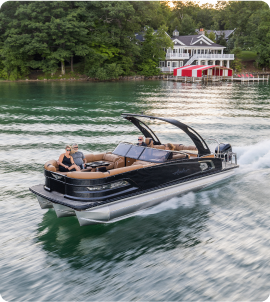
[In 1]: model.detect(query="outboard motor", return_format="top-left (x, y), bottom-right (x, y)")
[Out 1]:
top-left (215, 143), bottom-right (232, 162)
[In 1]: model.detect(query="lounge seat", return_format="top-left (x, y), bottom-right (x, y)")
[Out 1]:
top-left (84, 153), bottom-right (125, 170)
top-left (44, 160), bottom-right (60, 172)
top-left (44, 153), bottom-right (125, 174)
top-left (152, 144), bottom-right (166, 150)
top-left (67, 165), bottom-right (145, 179)
top-left (172, 153), bottom-right (190, 160)
top-left (131, 160), bottom-right (157, 166)
top-left (44, 160), bottom-right (75, 175)
top-left (173, 144), bottom-right (197, 152)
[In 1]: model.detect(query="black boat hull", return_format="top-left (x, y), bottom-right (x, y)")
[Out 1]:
top-left (30, 164), bottom-right (237, 225)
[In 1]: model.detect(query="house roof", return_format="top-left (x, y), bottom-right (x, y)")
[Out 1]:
top-left (135, 33), bottom-right (144, 42)
top-left (195, 29), bottom-right (235, 40)
top-left (171, 34), bottom-right (225, 48)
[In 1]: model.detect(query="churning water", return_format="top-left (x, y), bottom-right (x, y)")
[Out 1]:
top-left (1, 80), bottom-right (270, 301)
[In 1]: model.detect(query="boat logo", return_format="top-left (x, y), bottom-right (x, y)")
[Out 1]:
top-left (173, 168), bottom-right (189, 176)
top-left (200, 163), bottom-right (208, 171)
top-left (52, 174), bottom-right (63, 180)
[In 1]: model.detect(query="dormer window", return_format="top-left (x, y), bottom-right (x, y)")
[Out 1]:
top-left (173, 29), bottom-right (179, 36)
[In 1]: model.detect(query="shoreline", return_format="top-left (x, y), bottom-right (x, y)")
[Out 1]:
top-left (0, 74), bottom-right (167, 83)
top-left (1, 72), bottom-right (269, 83)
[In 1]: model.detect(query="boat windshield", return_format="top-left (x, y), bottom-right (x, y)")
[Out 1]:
top-left (112, 143), bottom-right (171, 163)
top-left (112, 143), bottom-right (132, 156)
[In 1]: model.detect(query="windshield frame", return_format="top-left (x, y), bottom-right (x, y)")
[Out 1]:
top-left (112, 143), bottom-right (172, 163)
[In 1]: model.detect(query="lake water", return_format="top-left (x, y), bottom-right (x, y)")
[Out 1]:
top-left (1, 80), bottom-right (270, 301)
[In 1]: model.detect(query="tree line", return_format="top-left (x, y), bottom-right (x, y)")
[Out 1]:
top-left (0, 1), bottom-right (269, 80)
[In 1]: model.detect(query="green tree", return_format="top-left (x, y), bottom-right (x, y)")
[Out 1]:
top-left (0, 1), bottom-right (91, 78)
top-left (223, 1), bottom-right (267, 48)
top-left (138, 25), bottom-right (173, 76)
top-left (246, 6), bottom-right (270, 67)
top-left (179, 14), bottom-right (196, 35)
top-left (231, 47), bottom-right (243, 72)
top-left (209, 31), bottom-right (216, 42)
top-left (195, 4), bottom-right (215, 30)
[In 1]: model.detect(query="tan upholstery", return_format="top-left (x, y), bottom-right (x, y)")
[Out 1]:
top-left (67, 165), bottom-right (144, 179)
top-left (67, 171), bottom-right (107, 179)
top-left (200, 154), bottom-right (215, 158)
top-left (84, 153), bottom-right (124, 170)
top-left (145, 137), bottom-right (154, 148)
top-left (84, 153), bottom-right (105, 163)
top-left (173, 144), bottom-right (198, 151)
top-left (103, 153), bottom-right (119, 162)
top-left (132, 160), bottom-right (155, 166)
top-left (172, 153), bottom-right (190, 160)
top-left (114, 157), bottom-right (125, 169)
top-left (44, 160), bottom-right (58, 172)
top-left (44, 152), bottom-right (124, 176)
top-left (153, 145), bottom-right (166, 150)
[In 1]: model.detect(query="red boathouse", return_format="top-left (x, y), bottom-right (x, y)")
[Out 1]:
top-left (173, 65), bottom-right (233, 77)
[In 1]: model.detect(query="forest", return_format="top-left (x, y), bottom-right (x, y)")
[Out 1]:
top-left (0, 1), bottom-right (269, 80)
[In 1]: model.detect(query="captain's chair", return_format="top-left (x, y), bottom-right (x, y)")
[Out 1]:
top-left (145, 137), bottom-right (154, 148)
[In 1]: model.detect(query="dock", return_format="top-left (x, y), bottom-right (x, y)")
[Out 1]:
top-left (170, 65), bottom-right (269, 83)
top-left (164, 74), bottom-right (269, 83)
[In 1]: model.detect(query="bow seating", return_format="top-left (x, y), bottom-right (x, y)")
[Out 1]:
top-left (84, 153), bottom-right (124, 170)
top-left (44, 153), bottom-right (125, 175)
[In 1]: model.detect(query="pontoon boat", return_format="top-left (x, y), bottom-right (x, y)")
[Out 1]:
top-left (29, 113), bottom-right (238, 226)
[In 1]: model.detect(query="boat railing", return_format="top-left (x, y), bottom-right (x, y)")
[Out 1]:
top-left (223, 151), bottom-right (237, 168)
top-left (204, 137), bottom-right (237, 167)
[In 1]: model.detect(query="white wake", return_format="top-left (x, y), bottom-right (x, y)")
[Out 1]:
top-left (137, 140), bottom-right (270, 217)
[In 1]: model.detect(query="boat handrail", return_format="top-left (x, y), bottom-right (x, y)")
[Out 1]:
top-left (204, 137), bottom-right (226, 158)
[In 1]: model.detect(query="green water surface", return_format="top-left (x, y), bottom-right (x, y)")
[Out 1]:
top-left (1, 80), bottom-right (270, 301)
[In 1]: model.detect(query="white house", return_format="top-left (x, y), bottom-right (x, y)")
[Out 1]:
top-left (159, 29), bottom-right (234, 73)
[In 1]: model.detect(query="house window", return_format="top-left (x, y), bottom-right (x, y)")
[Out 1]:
top-left (205, 50), bottom-right (208, 54)
top-left (180, 61), bottom-right (183, 67)
top-left (159, 61), bottom-right (165, 67)
top-left (198, 50), bottom-right (200, 54)
top-left (167, 62), bottom-right (171, 67)
top-left (172, 62), bottom-right (178, 68)
top-left (173, 49), bottom-right (177, 53)
top-left (194, 50), bottom-right (196, 54)
top-left (201, 49), bottom-right (204, 54)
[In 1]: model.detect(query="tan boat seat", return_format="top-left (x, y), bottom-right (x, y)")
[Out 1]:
top-left (67, 165), bottom-right (144, 179)
top-left (44, 152), bottom-right (125, 173)
top-left (84, 153), bottom-right (125, 170)
top-left (152, 144), bottom-right (166, 150)
top-left (173, 144), bottom-right (198, 152)
top-left (131, 160), bottom-right (156, 166)
top-left (172, 153), bottom-right (190, 160)
top-left (44, 160), bottom-right (59, 172)
top-left (145, 137), bottom-right (154, 148)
